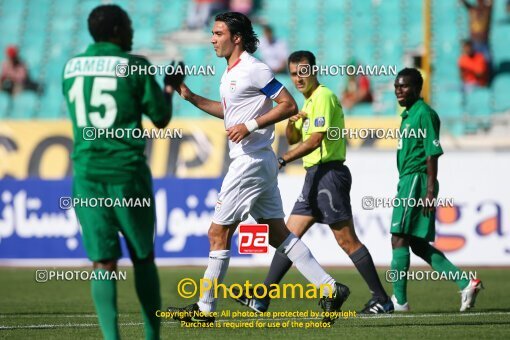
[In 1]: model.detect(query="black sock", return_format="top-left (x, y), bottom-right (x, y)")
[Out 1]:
top-left (350, 245), bottom-right (388, 300)
top-left (261, 251), bottom-right (293, 303)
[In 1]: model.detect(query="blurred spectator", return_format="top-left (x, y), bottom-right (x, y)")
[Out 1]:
top-left (341, 59), bottom-right (373, 110)
top-left (258, 25), bottom-right (288, 73)
top-left (458, 40), bottom-right (489, 92)
top-left (186, 0), bottom-right (227, 30)
top-left (460, 0), bottom-right (493, 64)
top-left (229, 0), bottom-right (253, 16)
top-left (0, 45), bottom-right (42, 96)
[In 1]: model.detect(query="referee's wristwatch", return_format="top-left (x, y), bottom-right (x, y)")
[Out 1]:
top-left (278, 157), bottom-right (287, 167)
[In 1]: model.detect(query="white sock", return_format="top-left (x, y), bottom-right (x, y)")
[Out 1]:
top-left (197, 249), bottom-right (230, 312)
top-left (278, 233), bottom-right (336, 296)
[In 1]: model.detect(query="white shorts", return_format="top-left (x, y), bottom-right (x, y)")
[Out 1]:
top-left (212, 148), bottom-right (285, 225)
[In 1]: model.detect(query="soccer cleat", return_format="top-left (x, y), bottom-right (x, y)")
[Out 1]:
top-left (360, 296), bottom-right (395, 314)
top-left (391, 295), bottom-right (410, 312)
top-left (318, 282), bottom-right (350, 324)
top-left (167, 303), bottom-right (215, 324)
top-left (231, 286), bottom-right (269, 312)
top-left (460, 278), bottom-right (483, 312)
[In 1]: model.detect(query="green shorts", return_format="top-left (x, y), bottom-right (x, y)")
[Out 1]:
top-left (73, 166), bottom-right (156, 262)
top-left (390, 172), bottom-right (438, 242)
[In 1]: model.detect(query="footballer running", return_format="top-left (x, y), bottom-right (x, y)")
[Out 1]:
top-left (167, 12), bottom-right (350, 325)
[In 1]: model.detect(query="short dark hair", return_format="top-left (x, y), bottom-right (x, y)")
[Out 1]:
top-left (88, 5), bottom-right (129, 42)
top-left (397, 67), bottom-right (423, 92)
top-left (288, 50), bottom-right (316, 67)
top-left (215, 12), bottom-right (259, 53)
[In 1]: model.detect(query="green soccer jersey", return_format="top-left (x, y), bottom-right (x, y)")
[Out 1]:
top-left (397, 99), bottom-right (443, 177)
top-left (62, 42), bottom-right (169, 183)
top-left (295, 85), bottom-right (346, 168)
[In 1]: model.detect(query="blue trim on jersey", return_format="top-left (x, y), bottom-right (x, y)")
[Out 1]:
top-left (260, 78), bottom-right (283, 98)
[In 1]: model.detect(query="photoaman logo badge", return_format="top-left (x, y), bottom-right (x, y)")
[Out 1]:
top-left (238, 224), bottom-right (269, 254)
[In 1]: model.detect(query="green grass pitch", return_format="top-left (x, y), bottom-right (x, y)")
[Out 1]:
top-left (1, 267), bottom-right (509, 339)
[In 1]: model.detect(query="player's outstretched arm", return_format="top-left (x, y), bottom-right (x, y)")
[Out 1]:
top-left (176, 83), bottom-right (224, 119)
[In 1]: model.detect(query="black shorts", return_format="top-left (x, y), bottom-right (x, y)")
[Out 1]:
top-left (291, 161), bottom-right (353, 224)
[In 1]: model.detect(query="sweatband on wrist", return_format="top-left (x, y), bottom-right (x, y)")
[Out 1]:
top-left (244, 119), bottom-right (259, 133)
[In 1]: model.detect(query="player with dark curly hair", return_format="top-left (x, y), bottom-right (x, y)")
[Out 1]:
top-left (168, 12), bottom-right (350, 325)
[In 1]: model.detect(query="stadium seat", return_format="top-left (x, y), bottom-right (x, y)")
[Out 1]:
top-left (158, 0), bottom-right (186, 33)
top-left (435, 90), bottom-right (463, 118)
top-left (402, 0), bottom-right (424, 48)
top-left (0, 92), bottom-right (12, 118)
top-left (377, 4), bottom-right (403, 67)
top-left (465, 87), bottom-right (491, 116)
top-left (53, 0), bottom-right (79, 17)
top-left (134, 27), bottom-right (157, 49)
top-left (11, 92), bottom-right (38, 119)
top-left (40, 84), bottom-right (65, 119)
top-left (492, 75), bottom-right (510, 112)
top-left (0, 0), bottom-right (506, 124)
top-left (0, 0), bottom-right (24, 34)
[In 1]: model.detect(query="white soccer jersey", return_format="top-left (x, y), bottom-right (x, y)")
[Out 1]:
top-left (219, 51), bottom-right (284, 159)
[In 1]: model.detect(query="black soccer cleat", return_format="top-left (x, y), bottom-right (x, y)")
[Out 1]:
top-left (318, 282), bottom-right (350, 324)
top-left (360, 296), bottom-right (395, 314)
top-left (231, 286), bottom-right (269, 312)
top-left (167, 303), bottom-right (215, 324)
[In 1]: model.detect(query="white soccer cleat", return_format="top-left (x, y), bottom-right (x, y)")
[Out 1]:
top-left (460, 278), bottom-right (483, 312)
top-left (391, 295), bottom-right (410, 312)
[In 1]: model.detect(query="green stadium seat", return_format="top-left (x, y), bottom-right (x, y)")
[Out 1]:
top-left (53, 0), bottom-right (79, 16)
top-left (491, 27), bottom-right (510, 66)
top-left (492, 75), bottom-right (510, 112)
top-left (264, 0), bottom-right (291, 13)
top-left (134, 27), bottom-right (157, 49)
top-left (0, 0), bottom-right (505, 126)
top-left (11, 92), bottom-right (38, 119)
top-left (40, 84), bottom-right (65, 119)
top-left (158, 0), bottom-right (185, 32)
top-left (0, 0), bottom-right (24, 33)
top-left (465, 87), bottom-right (491, 116)
top-left (0, 92), bottom-right (12, 118)
top-left (402, 0), bottom-right (423, 48)
top-left (435, 91), bottom-right (463, 117)
top-left (491, 0), bottom-right (508, 23)
top-left (379, 90), bottom-right (398, 116)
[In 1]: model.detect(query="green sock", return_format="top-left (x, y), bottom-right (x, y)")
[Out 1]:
top-left (134, 261), bottom-right (161, 340)
top-left (91, 269), bottom-right (119, 340)
top-left (418, 244), bottom-right (469, 290)
top-left (391, 247), bottom-right (410, 305)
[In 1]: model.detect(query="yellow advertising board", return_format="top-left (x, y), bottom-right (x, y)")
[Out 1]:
top-left (0, 118), bottom-right (400, 179)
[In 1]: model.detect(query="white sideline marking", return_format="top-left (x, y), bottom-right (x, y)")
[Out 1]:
top-left (1, 311), bottom-right (509, 330)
